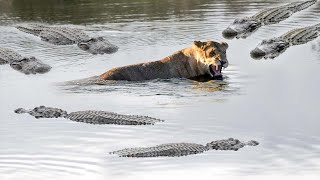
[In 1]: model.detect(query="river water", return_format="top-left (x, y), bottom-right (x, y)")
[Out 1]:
top-left (0, 0), bottom-right (320, 179)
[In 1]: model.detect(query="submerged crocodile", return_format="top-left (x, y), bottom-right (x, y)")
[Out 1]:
top-left (15, 106), bottom-right (163, 125)
top-left (222, 0), bottom-right (317, 39)
top-left (111, 138), bottom-right (259, 158)
top-left (0, 47), bottom-right (51, 74)
top-left (16, 24), bottom-right (119, 55)
top-left (250, 23), bottom-right (320, 59)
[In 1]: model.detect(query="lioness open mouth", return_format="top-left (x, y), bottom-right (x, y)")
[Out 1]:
top-left (209, 64), bottom-right (223, 79)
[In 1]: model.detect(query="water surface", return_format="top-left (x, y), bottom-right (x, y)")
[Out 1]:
top-left (1, 0), bottom-right (320, 179)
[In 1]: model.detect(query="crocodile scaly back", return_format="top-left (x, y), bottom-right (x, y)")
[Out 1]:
top-left (253, 0), bottom-right (317, 25)
top-left (280, 23), bottom-right (320, 45)
top-left (14, 106), bottom-right (163, 125)
top-left (111, 143), bottom-right (208, 157)
top-left (66, 110), bottom-right (163, 125)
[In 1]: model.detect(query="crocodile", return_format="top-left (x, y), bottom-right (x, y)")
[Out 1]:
top-left (0, 47), bottom-right (51, 74)
top-left (14, 106), bottom-right (163, 125)
top-left (250, 23), bottom-right (320, 59)
top-left (110, 138), bottom-right (259, 158)
top-left (16, 24), bottom-right (119, 55)
top-left (222, 0), bottom-right (317, 39)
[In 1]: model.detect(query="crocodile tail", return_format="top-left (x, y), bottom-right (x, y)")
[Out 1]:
top-left (287, 0), bottom-right (317, 13)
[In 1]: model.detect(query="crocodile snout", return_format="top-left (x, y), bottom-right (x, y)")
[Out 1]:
top-left (222, 27), bottom-right (238, 39)
top-left (103, 45), bottom-right (119, 54)
top-left (250, 48), bottom-right (266, 60)
top-left (34, 64), bottom-right (52, 74)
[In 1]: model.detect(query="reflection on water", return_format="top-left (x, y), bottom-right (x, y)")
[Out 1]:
top-left (60, 69), bottom-right (242, 99)
top-left (1, 0), bottom-right (320, 180)
top-left (1, 0), bottom-right (210, 24)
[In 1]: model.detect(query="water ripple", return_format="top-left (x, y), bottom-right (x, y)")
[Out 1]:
top-left (1, 0), bottom-right (320, 179)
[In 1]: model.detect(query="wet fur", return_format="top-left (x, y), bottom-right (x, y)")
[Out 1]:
top-left (100, 41), bottom-right (228, 81)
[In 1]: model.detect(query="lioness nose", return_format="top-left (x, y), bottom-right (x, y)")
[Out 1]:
top-left (250, 48), bottom-right (266, 60)
top-left (221, 61), bottom-right (229, 68)
top-left (222, 27), bottom-right (238, 39)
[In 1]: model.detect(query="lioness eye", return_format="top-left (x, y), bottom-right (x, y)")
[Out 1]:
top-left (209, 51), bottom-right (216, 57)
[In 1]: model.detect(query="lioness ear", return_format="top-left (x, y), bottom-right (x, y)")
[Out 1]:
top-left (193, 41), bottom-right (205, 49)
top-left (221, 41), bottom-right (229, 50)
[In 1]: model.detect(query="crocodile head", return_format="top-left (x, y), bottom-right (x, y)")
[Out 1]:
top-left (77, 37), bottom-right (119, 55)
top-left (222, 18), bottom-right (262, 39)
top-left (10, 57), bottom-right (52, 75)
top-left (250, 38), bottom-right (290, 59)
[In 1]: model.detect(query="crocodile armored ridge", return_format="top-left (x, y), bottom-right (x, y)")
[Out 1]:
top-left (0, 47), bottom-right (51, 74)
top-left (14, 106), bottom-right (163, 125)
top-left (222, 0), bottom-right (317, 39)
top-left (110, 138), bottom-right (259, 158)
top-left (250, 23), bottom-right (320, 59)
top-left (16, 24), bottom-right (119, 55)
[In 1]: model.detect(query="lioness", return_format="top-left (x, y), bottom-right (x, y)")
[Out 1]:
top-left (98, 41), bottom-right (228, 81)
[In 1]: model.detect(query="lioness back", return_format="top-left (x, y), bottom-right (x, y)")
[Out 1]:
top-left (100, 51), bottom-right (193, 81)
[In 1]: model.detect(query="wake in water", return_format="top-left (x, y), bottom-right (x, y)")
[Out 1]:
top-left (57, 73), bottom-right (242, 99)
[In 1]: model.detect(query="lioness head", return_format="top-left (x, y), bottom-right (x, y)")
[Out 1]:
top-left (192, 41), bottom-right (229, 79)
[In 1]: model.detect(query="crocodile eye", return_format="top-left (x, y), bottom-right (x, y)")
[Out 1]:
top-left (249, 24), bottom-right (257, 32)
top-left (97, 37), bottom-right (104, 41)
top-left (88, 38), bottom-right (97, 43)
top-left (277, 44), bottom-right (286, 52)
top-left (10, 63), bottom-right (22, 70)
top-left (19, 58), bottom-right (28, 62)
top-left (79, 43), bottom-right (89, 50)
